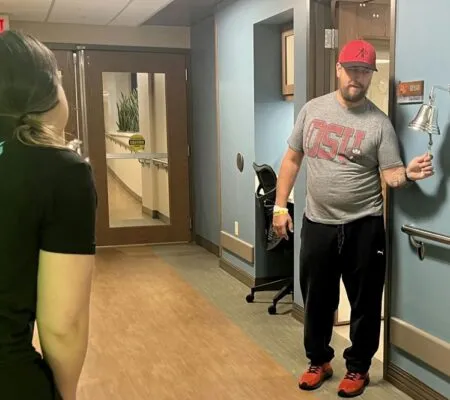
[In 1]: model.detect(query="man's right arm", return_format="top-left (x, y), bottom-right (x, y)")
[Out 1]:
top-left (275, 148), bottom-right (304, 207)
top-left (275, 103), bottom-right (308, 207)
top-left (273, 105), bottom-right (307, 238)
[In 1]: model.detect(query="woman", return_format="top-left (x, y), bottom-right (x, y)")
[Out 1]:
top-left (0, 31), bottom-right (96, 399)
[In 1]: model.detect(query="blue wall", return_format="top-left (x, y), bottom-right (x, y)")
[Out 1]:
top-left (191, 16), bottom-right (220, 246)
top-left (253, 22), bottom-right (295, 279)
top-left (254, 23), bottom-right (295, 173)
top-left (390, 0), bottom-right (450, 396)
top-left (215, 0), bottom-right (308, 284)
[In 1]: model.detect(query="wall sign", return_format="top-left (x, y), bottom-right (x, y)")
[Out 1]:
top-left (0, 15), bottom-right (10, 33)
top-left (396, 80), bottom-right (425, 104)
top-left (128, 134), bottom-right (145, 152)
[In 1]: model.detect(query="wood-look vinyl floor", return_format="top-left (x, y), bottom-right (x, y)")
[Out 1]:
top-left (35, 247), bottom-right (317, 400)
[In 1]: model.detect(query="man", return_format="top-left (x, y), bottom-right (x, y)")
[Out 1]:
top-left (273, 39), bottom-right (433, 398)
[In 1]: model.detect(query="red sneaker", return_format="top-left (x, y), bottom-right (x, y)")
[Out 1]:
top-left (298, 363), bottom-right (333, 391)
top-left (338, 371), bottom-right (370, 397)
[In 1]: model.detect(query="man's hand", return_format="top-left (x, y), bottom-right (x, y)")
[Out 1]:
top-left (273, 210), bottom-right (294, 240)
top-left (406, 152), bottom-right (434, 181)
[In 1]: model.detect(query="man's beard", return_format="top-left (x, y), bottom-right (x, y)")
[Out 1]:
top-left (339, 84), bottom-right (367, 103)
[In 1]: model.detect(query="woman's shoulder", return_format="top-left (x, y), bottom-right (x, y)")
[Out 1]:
top-left (15, 143), bottom-right (93, 187)
top-left (34, 145), bottom-right (86, 163)
top-left (20, 143), bottom-right (89, 169)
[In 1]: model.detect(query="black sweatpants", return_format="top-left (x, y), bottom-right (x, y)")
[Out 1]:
top-left (299, 214), bottom-right (386, 373)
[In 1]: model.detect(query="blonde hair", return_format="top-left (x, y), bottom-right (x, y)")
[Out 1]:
top-left (14, 114), bottom-right (66, 149)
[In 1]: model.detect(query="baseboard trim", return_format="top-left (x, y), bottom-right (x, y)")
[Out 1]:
top-left (107, 166), bottom-right (141, 202)
top-left (219, 257), bottom-right (254, 288)
top-left (154, 210), bottom-right (170, 224)
top-left (195, 234), bottom-right (220, 257)
top-left (291, 302), bottom-right (305, 324)
top-left (386, 362), bottom-right (448, 400)
top-left (219, 257), bottom-right (288, 289)
top-left (141, 205), bottom-right (153, 217)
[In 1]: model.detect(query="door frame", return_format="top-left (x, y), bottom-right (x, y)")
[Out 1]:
top-left (46, 43), bottom-right (195, 247)
top-left (52, 50), bottom-right (79, 143)
top-left (384, 0), bottom-right (397, 381)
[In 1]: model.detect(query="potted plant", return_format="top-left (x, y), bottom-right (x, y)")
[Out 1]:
top-left (116, 89), bottom-right (140, 133)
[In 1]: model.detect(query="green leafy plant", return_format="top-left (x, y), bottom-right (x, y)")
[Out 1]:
top-left (116, 89), bottom-right (139, 132)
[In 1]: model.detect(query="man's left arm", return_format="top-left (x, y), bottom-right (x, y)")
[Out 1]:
top-left (378, 118), bottom-right (434, 188)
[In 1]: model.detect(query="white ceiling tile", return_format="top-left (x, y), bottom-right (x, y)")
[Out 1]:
top-left (109, 0), bottom-right (174, 26)
top-left (1, 0), bottom-right (52, 22)
top-left (47, 0), bottom-right (130, 25)
top-left (0, 0), bottom-right (176, 26)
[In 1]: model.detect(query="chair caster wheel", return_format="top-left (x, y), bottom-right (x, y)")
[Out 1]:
top-left (268, 305), bottom-right (277, 315)
top-left (246, 294), bottom-right (254, 303)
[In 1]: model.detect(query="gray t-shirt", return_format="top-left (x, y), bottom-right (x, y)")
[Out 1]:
top-left (288, 91), bottom-right (403, 225)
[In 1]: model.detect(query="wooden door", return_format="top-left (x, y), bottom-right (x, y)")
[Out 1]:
top-left (83, 50), bottom-right (191, 246)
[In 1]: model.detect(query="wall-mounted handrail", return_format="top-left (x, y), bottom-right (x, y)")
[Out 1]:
top-left (401, 224), bottom-right (450, 261)
top-left (401, 225), bottom-right (450, 245)
top-left (106, 152), bottom-right (167, 160)
top-left (152, 158), bottom-right (169, 170)
top-left (106, 133), bottom-right (133, 152)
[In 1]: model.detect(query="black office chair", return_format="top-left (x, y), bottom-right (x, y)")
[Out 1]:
top-left (245, 162), bottom-right (294, 315)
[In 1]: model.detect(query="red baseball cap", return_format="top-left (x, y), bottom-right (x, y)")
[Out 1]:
top-left (338, 39), bottom-right (377, 71)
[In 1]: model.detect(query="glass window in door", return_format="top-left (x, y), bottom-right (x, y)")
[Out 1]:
top-left (102, 72), bottom-right (170, 228)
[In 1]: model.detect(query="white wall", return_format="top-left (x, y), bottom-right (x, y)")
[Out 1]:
top-left (10, 21), bottom-right (190, 48)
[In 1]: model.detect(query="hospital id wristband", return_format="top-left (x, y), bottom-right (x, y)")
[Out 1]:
top-left (273, 205), bottom-right (288, 216)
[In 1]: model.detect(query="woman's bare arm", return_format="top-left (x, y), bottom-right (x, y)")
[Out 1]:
top-left (36, 252), bottom-right (94, 400)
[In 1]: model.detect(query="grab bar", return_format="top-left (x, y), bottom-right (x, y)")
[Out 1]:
top-left (401, 224), bottom-right (450, 260)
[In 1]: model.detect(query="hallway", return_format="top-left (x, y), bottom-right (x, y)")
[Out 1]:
top-left (78, 245), bottom-right (310, 399)
top-left (34, 245), bottom-right (412, 399)
top-left (107, 171), bottom-right (166, 228)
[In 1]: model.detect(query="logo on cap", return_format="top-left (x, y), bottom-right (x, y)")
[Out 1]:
top-left (356, 47), bottom-right (368, 60)
top-left (338, 39), bottom-right (377, 71)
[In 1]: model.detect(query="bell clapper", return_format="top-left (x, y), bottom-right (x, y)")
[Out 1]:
top-left (427, 133), bottom-right (433, 156)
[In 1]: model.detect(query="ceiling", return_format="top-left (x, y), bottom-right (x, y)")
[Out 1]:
top-left (143, 0), bottom-right (237, 26)
top-left (0, 0), bottom-right (176, 26)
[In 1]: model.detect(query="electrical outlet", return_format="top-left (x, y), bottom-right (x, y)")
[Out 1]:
top-left (234, 221), bottom-right (239, 236)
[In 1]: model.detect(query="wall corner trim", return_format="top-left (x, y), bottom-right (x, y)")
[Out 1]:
top-left (390, 317), bottom-right (450, 379)
top-left (220, 231), bottom-right (254, 264)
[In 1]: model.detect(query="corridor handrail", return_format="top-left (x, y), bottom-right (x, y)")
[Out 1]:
top-left (401, 224), bottom-right (450, 260)
top-left (401, 225), bottom-right (450, 246)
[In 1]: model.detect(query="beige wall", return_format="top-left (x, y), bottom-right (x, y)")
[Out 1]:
top-left (10, 21), bottom-right (190, 48)
top-left (150, 74), bottom-right (170, 218)
top-left (106, 136), bottom-right (143, 197)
